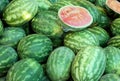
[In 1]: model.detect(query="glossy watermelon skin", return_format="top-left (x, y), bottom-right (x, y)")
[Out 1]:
top-left (100, 74), bottom-right (120, 81)
top-left (17, 34), bottom-right (53, 63)
top-left (104, 46), bottom-right (120, 75)
top-left (31, 10), bottom-right (63, 38)
top-left (46, 46), bottom-right (75, 81)
top-left (71, 46), bottom-right (106, 81)
top-left (64, 30), bottom-right (99, 53)
top-left (88, 26), bottom-right (110, 46)
top-left (0, 27), bottom-right (26, 48)
top-left (0, 0), bottom-right (9, 14)
top-left (3, 0), bottom-right (38, 26)
top-left (6, 58), bottom-right (44, 81)
top-left (107, 35), bottom-right (120, 49)
top-left (0, 20), bottom-right (4, 35)
top-left (0, 45), bottom-right (18, 77)
top-left (111, 18), bottom-right (120, 36)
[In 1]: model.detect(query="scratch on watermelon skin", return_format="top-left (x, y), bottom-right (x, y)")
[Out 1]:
top-left (71, 46), bottom-right (106, 81)
top-left (17, 34), bottom-right (53, 63)
top-left (3, 0), bottom-right (38, 26)
top-left (6, 58), bottom-right (44, 81)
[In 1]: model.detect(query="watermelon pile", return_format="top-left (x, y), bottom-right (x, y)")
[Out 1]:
top-left (0, 0), bottom-right (120, 81)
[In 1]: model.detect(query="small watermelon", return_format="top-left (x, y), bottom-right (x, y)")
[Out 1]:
top-left (104, 46), bottom-right (120, 75)
top-left (0, 27), bottom-right (26, 48)
top-left (6, 58), bottom-right (44, 81)
top-left (0, 45), bottom-right (18, 77)
top-left (100, 74), bottom-right (120, 81)
top-left (111, 18), bottom-right (120, 36)
top-left (107, 35), bottom-right (120, 49)
top-left (17, 34), bottom-right (53, 62)
top-left (71, 46), bottom-right (106, 81)
top-left (3, 0), bottom-right (38, 26)
top-left (46, 46), bottom-right (75, 81)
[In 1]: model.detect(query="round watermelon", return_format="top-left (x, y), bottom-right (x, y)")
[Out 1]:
top-left (6, 58), bottom-right (44, 81)
top-left (17, 34), bottom-right (53, 63)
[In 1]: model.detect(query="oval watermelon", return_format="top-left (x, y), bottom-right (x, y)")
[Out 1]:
top-left (6, 58), bottom-right (44, 81)
top-left (46, 46), bottom-right (75, 81)
top-left (17, 34), bottom-right (53, 63)
top-left (71, 46), bottom-right (106, 81)
top-left (0, 45), bottom-right (18, 77)
top-left (3, 0), bottom-right (38, 26)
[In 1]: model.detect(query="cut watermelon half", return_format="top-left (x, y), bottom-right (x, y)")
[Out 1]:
top-left (106, 0), bottom-right (120, 14)
top-left (58, 5), bottom-right (93, 29)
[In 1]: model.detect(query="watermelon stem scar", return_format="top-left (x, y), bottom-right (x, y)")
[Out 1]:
top-left (58, 5), bottom-right (93, 29)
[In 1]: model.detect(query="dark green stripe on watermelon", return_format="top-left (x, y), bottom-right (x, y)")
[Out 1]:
top-left (17, 34), bottom-right (53, 63)
top-left (64, 29), bottom-right (99, 53)
top-left (0, 45), bottom-right (18, 77)
top-left (71, 46), bottom-right (106, 81)
top-left (46, 46), bottom-right (75, 81)
top-left (87, 26), bottom-right (110, 46)
top-left (0, 27), bottom-right (26, 48)
top-left (31, 10), bottom-right (63, 38)
top-left (111, 18), bottom-right (120, 36)
top-left (104, 46), bottom-right (120, 75)
top-left (107, 35), bottom-right (120, 49)
top-left (3, 0), bottom-right (38, 26)
top-left (100, 74), bottom-right (120, 81)
top-left (6, 58), bottom-right (44, 81)
top-left (0, 20), bottom-right (4, 35)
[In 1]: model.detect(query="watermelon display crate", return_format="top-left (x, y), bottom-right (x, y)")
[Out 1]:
top-left (0, 0), bottom-right (120, 81)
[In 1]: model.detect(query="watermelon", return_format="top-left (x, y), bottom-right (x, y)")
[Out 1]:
top-left (31, 10), bottom-right (63, 38)
top-left (0, 19), bottom-right (4, 35)
top-left (36, 0), bottom-right (51, 10)
top-left (88, 26), bottom-right (110, 46)
top-left (111, 18), bottom-right (120, 36)
top-left (6, 58), bottom-right (44, 81)
top-left (104, 46), bottom-right (120, 75)
top-left (17, 34), bottom-right (53, 63)
top-left (3, 0), bottom-right (38, 26)
top-left (64, 29), bottom-right (99, 53)
top-left (100, 74), bottom-right (120, 81)
top-left (46, 46), bottom-right (75, 81)
top-left (0, 0), bottom-right (9, 14)
top-left (107, 35), bottom-right (120, 49)
top-left (71, 46), bottom-right (106, 81)
top-left (0, 27), bottom-right (26, 48)
top-left (0, 45), bottom-right (18, 77)
top-left (58, 5), bottom-right (93, 31)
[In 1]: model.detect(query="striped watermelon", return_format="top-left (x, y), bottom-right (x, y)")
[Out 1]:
top-left (17, 34), bottom-right (53, 62)
top-left (0, 0), bottom-right (9, 14)
top-left (0, 19), bottom-right (3, 35)
top-left (46, 46), bottom-right (75, 81)
top-left (6, 58), bottom-right (44, 81)
top-left (107, 35), bottom-right (120, 49)
top-left (88, 27), bottom-right (110, 46)
top-left (31, 10), bottom-right (63, 38)
top-left (0, 27), bottom-right (26, 48)
top-left (3, 0), bottom-right (38, 26)
top-left (0, 45), bottom-right (18, 77)
top-left (64, 29), bottom-right (99, 53)
top-left (104, 46), bottom-right (120, 75)
top-left (71, 46), bottom-right (106, 81)
top-left (111, 18), bottom-right (120, 36)
top-left (100, 74), bottom-right (120, 81)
